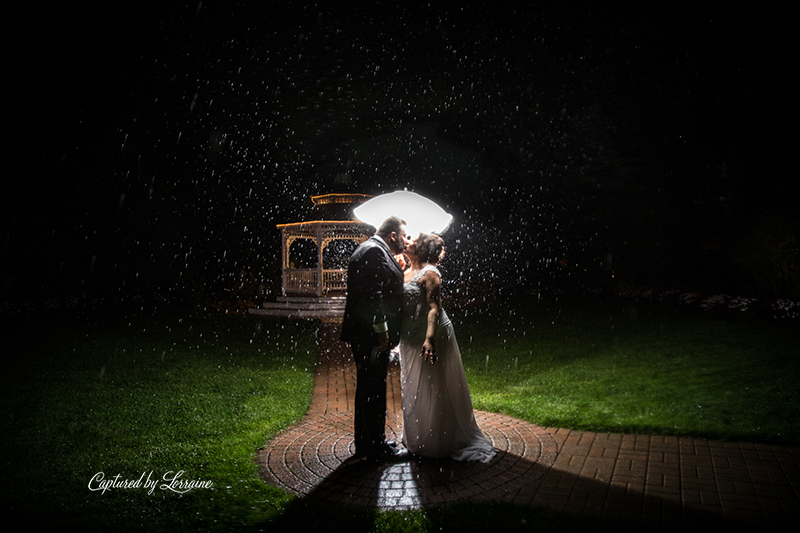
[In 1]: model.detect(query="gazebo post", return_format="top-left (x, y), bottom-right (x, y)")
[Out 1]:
top-left (280, 227), bottom-right (288, 296)
top-left (315, 225), bottom-right (324, 297)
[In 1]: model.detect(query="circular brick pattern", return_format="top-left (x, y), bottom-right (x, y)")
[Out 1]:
top-left (256, 410), bottom-right (557, 509)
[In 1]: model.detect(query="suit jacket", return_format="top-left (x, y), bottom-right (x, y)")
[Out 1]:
top-left (340, 235), bottom-right (404, 348)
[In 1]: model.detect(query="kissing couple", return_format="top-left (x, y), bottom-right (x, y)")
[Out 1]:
top-left (341, 216), bottom-right (496, 463)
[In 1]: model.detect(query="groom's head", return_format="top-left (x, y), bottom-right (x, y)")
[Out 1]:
top-left (376, 216), bottom-right (409, 255)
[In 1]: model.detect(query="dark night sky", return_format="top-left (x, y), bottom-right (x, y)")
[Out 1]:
top-left (5, 2), bottom-right (793, 304)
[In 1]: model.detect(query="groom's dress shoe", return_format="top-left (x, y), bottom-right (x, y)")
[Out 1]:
top-left (368, 443), bottom-right (410, 463)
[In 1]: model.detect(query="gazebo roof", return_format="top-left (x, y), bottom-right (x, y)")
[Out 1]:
top-left (276, 193), bottom-right (375, 234)
top-left (310, 193), bottom-right (373, 206)
top-left (305, 193), bottom-right (373, 222)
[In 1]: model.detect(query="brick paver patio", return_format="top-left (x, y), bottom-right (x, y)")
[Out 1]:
top-left (256, 323), bottom-right (799, 529)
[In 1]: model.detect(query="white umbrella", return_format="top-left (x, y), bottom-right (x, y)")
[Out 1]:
top-left (353, 189), bottom-right (453, 236)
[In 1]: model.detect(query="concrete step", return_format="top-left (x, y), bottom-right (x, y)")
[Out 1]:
top-left (248, 296), bottom-right (345, 321)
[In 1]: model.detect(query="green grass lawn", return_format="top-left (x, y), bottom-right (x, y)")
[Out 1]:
top-left (458, 300), bottom-right (800, 444)
top-left (1, 300), bottom-right (797, 532)
top-left (1, 310), bottom-right (318, 532)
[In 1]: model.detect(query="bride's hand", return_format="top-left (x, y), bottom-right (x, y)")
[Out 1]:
top-left (421, 338), bottom-right (436, 364)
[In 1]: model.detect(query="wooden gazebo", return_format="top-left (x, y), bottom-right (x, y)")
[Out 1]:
top-left (249, 193), bottom-right (374, 321)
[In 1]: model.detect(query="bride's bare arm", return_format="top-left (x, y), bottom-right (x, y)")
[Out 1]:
top-left (420, 270), bottom-right (441, 364)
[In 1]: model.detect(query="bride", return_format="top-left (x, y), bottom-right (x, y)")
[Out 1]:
top-left (398, 233), bottom-right (496, 463)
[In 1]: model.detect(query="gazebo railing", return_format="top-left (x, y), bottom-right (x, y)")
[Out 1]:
top-left (322, 269), bottom-right (347, 292)
top-left (283, 268), bottom-right (347, 295)
top-left (283, 269), bottom-right (317, 294)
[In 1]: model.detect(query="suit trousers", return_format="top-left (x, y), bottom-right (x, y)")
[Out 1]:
top-left (350, 341), bottom-right (391, 455)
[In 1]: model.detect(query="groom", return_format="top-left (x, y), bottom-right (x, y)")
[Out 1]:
top-left (341, 215), bottom-right (410, 462)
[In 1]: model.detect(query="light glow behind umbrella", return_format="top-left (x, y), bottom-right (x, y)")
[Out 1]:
top-left (353, 189), bottom-right (453, 236)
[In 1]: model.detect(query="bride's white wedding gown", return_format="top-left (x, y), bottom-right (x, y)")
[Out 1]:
top-left (399, 265), bottom-right (496, 463)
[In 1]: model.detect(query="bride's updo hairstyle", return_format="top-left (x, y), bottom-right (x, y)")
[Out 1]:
top-left (415, 233), bottom-right (445, 265)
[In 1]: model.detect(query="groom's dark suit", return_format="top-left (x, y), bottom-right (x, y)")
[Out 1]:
top-left (341, 235), bottom-right (404, 456)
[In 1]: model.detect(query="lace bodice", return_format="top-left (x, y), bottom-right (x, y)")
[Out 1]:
top-left (401, 265), bottom-right (448, 339)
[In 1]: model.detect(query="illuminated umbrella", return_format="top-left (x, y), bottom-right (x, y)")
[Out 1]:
top-left (353, 189), bottom-right (453, 236)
